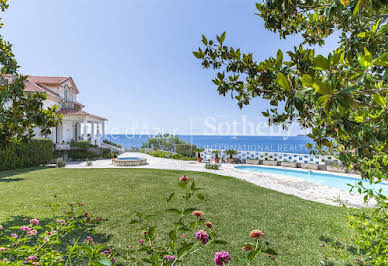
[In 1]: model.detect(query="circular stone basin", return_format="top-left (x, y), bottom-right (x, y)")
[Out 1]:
top-left (112, 157), bottom-right (147, 166)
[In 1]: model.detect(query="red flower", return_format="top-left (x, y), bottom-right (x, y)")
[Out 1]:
top-left (192, 210), bottom-right (204, 218)
top-left (205, 222), bottom-right (213, 228)
top-left (179, 175), bottom-right (189, 182)
top-left (250, 230), bottom-right (264, 239)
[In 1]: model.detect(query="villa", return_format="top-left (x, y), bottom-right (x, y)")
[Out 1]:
top-left (23, 75), bottom-right (107, 150)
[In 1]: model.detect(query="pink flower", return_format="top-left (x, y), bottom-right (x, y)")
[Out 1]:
top-left (165, 255), bottom-right (176, 260)
top-left (101, 248), bottom-right (113, 255)
top-left (83, 211), bottom-right (89, 217)
top-left (95, 217), bottom-right (101, 221)
top-left (205, 222), bottom-right (213, 228)
top-left (192, 210), bottom-right (204, 218)
top-left (0, 247), bottom-right (9, 251)
top-left (242, 245), bottom-right (254, 251)
top-left (84, 236), bottom-right (95, 245)
top-left (111, 257), bottom-right (116, 263)
top-left (79, 203), bottom-right (84, 207)
top-left (0, 225), bottom-right (3, 230)
top-left (20, 226), bottom-right (31, 231)
top-left (29, 219), bottom-right (39, 225)
top-left (71, 201), bottom-right (76, 205)
top-left (23, 218), bottom-right (28, 221)
top-left (11, 233), bottom-right (18, 239)
top-left (2, 258), bottom-right (7, 261)
top-left (28, 229), bottom-right (37, 236)
top-left (24, 256), bottom-right (38, 263)
top-left (250, 230), bottom-right (264, 239)
top-left (195, 230), bottom-right (209, 245)
top-left (48, 230), bottom-right (57, 235)
top-left (214, 251), bottom-right (231, 265)
top-left (179, 175), bottom-right (189, 182)
top-left (43, 237), bottom-right (49, 242)
top-left (56, 219), bottom-right (66, 225)
top-left (138, 239), bottom-right (145, 245)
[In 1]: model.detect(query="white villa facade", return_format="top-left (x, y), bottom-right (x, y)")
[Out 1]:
top-left (24, 76), bottom-right (107, 149)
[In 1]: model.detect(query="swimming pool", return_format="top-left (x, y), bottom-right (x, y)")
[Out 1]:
top-left (235, 166), bottom-right (388, 195)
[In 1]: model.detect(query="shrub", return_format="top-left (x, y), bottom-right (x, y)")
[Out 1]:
top-left (0, 202), bottom-right (115, 264)
top-left (86, 159), bottom-right (93, 167)
top-left (0, 139), bottom-right (53, 170)
top-left (205, 163), bottom-right (220, 170)
top-left (103, 139), bottom-right (123, 148)
top-left (141, 134), bottom-right (186, 152)
top-left (56, 158), bottom-right (66, 168)
top-left (176, 144), bottom-right (197, 157)
top-left (70, 140), bottom-right (90, 150)
top-left (126, 175), bottom-right (277, 264)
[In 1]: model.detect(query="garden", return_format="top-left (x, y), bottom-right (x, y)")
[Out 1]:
top-left (0, 168), bottom-right (361, 265)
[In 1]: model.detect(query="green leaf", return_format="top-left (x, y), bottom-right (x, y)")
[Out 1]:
top-left (248, 249), bottom-right (260, 262)
top-left (372, 94), bottom-right (385, 106)
top-left (148, 226), bottom-right (156, 239)
top-left (357, 32), bottom-right (371, 38)
top-left (167, 192), bottom-right (175, 202)
top-left (263, 247), bottom-right (278, 255)
top-left (353, 0), bottom-right (361, 15)
top-left (129, 219), bottom-right (138, 224)
top-left (276, 49), bottom-right (283, 66)
top-left (213, 240), bottom-right (228, 245)
top-left (183, 207), bottom-right (197, 215)
top-left (220, 32), bottom-right (226, 43)
top-left (193, 51), bottom-right (202, 59)
top-left (374, 52), bottom-right (388, 66)
top-left (202, 35), bottom-right (208, 45)
top-left (190, 180), bottom-right (196, 190)
top-left (178, 182), bottom-right (187, 189)
top-left (300, 74), bottom-right (314, 88)
top-left (363, 47), bottom-right (372, 68)
top-left (178, 242), bottom-right (195, 257)
top-left (313, 81), bottom-right (331, 95)
top-left (276, 72), bottom-right (290, 90)
top-left (166, 208), bottom-right (181, 214)
top-left (169, 230), bottom-right (177, 240)
top-left (313, 55), bottom-right (329, 70)
top-left (317, 95), bottom-right (331, 107)
top-left (197, 193), bottom-right (205, 201)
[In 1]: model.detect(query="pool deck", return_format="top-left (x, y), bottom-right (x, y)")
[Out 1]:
top-left (65, 152), bottom-right (371, 208)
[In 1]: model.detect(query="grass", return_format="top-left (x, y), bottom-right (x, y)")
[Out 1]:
top-left (0, 168), bottom-right (358, 265)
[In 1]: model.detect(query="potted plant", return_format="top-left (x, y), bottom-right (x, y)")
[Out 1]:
top-left (212, 150), bottom-right (221, 163)
top-left (225, 149), bottom-right (238, 163)
top-left (195, 148), bottom-right (204, 162)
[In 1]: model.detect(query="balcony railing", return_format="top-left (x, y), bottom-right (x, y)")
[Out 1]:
top-left (62, 101), bottom-right (74, 110)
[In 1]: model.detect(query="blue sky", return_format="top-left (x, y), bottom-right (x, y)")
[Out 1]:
top-left (3, 0), bottom-right (338, 136)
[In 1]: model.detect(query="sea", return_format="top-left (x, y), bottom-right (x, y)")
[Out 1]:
top-left (105, 135), bottom-right (312, 154)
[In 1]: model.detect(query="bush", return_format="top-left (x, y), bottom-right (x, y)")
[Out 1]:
top-left (0, 139), bottom-right (53, 170)
top-left (176, 144), bottom-right (197, 157)
top-left (141, 134), bottom-right (186, 152)
top-left (205, 163), bottom-right (220, 170)
top-left (70, 140), bottom-right (90, 150)
top-left (103, 139), bottom-right (123, 148)
top-left (0, 202), bottom-right (116, 264)
top-left (56, 158), bottom-right (66, 168)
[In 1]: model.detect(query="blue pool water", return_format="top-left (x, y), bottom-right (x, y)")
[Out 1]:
top-left (235, 166), bottom-right (388, 195)
top-left (117, 157), bottom-right (143, 161)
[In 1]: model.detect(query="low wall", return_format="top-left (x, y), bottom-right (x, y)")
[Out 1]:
top-left (200, 149), bottom-right (338, 166)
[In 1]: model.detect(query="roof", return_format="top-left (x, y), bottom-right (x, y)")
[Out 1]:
top-left (27, 76), bottom-right (79, 94)
top-left (57, 109), bottom-right (107, 121)
top-left (24, 80), bottom-right (46, 93)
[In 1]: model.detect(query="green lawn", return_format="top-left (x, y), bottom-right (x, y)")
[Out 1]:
top-left (0, 168), bottom-right (358, 265)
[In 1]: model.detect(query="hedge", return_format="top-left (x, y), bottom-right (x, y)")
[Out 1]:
top-left (175, 144), bottom-right (197, 157)
top-left (0, 139), bottom-right (53, 170)
top-left (70, 140), bottom-right (90, 150)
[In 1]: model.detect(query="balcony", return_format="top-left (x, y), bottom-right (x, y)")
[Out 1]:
top-left (62, 101), bottom-right (74, 110)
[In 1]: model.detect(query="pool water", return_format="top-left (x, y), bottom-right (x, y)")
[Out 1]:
top-left (235, 166), bottom-right (388, 195)
top-left (117, 157), bottom-right (143, 161)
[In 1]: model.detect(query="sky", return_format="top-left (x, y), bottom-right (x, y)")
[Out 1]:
top-left (2, 0), bottom-right (339, 136)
